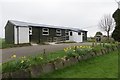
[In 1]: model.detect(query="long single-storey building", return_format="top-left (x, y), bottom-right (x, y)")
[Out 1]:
top-left (5, 20), bottom-right (87, 44)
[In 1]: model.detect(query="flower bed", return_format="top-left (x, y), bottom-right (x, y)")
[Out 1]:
top-left (2, 43), bottom-right (119, 78)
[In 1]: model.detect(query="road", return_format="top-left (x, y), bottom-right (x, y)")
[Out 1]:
top-left (2, 42), bottom-right (92, 63)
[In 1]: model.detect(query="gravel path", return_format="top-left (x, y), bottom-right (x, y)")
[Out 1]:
top-left (2, 42), bottom-right (92, 63)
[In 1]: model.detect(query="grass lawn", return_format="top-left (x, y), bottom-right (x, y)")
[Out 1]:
top-left (0, 38), bottom-right (31, 49)
top-left (39, 51), bottom-right (118, 78)
top-left (0, 38), bottom-right (2, 48)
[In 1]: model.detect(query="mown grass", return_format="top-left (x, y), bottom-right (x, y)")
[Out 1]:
top-left (0, 38), bottom-right (3, 48)
top-left (39, 51), bottom-right (118, 78)
top-left (28, 50), bottom-right (66, 66)
top-left (0, 38), bottom-right (31, 49)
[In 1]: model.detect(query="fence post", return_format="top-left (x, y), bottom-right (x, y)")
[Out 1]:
top-left (92, 42), bottom-right (94, 47)
top-left (43, 49), bottom-right (47, 61)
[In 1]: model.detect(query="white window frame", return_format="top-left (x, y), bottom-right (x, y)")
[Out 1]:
top-left (42, 28), bottom-right (49, 35)
top-left (56, 29), bottom-right (61, 36)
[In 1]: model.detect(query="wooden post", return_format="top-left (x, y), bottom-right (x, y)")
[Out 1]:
top-left (43, 49), bottom-right (47, 61)
top-left (44, 49), bottom-right (46, 54)
top-left (92, 42), bottom-right (94, 47)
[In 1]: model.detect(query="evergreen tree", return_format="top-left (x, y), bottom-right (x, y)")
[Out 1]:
top-left (112, 9), bottom-right (120, 42)
top-left (95, 32), bottom-right (103, 36)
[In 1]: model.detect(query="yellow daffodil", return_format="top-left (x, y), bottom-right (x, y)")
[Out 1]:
top-left (40, 57), bottom-right (43, 60)
top-left (77, 46), bottom-right (79, 48)
top-left (21, 60), bottom-right (24, 63)
top-left (11, 54), bottom-right (16, 58)
top-left (64, 48), bottom-right (67, 51)
top-left (80, 46), bottom-right (82, 48)
top-left (21, 56), bottom-right (26, 59)
top-left (64, 48), bottom-right (68, 52)
top-left (73, 50), bottom-right (75, 52)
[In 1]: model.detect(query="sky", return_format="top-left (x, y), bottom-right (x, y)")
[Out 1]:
top-left (0, 0), bottom-right (119, 38)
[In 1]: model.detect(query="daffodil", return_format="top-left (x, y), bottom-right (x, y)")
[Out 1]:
top-left (73, 50), bottom-right (75, 52)
top-left (64, 48), bottom-right (68, 52)
top-left (80, 46), bottom-right (82, 48)
top-left (21, 56), bottom-right (26, 59)
top-left (11, 54), bottom-right (16, 58)
top-left (40, 57), bottom-right (43, 60)
top-left (21, 60), bottom-right (24, 63)
top-left (64, 48), bottom-right (67, 51)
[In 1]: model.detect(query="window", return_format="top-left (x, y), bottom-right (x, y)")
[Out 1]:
top-left (56, 29), bottom-right (61, 36)
top-left (70, 31), bottom-right (72, 36)
top-left (82, 33), bottom-right (84, 36)
top-left (29, 27), bottom-right (32, 35)
top-left (78, 32), bottom-right (81, 35)
top-left (66, 36), bottom-right (69, 40)
top-left (29, 27), bottom-right (32, 30)
top-left (42, 28), bottom-right (49, 35)
top-left (65, 30), bottom-right (69, 36)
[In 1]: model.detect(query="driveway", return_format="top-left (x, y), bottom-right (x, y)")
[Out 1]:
top-left (2, 42), bottom-right (92, 63)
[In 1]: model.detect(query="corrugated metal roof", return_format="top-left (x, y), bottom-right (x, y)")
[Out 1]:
top-left (8, 20), bottom-right (87, 32)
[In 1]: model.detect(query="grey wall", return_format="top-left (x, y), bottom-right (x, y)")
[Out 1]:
top-left (5, 21), bottom-right (14, 44)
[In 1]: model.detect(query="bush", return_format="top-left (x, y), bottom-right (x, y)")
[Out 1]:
top-left (76, 48), bottom-right (92, 55)
top-left (2, 58), bottom-right (31, 73)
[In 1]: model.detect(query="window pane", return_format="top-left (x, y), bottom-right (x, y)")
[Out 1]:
top-left (43, 32), bottom-right (48, 34)
top-left (78, 32), bottom-right (81, 35)
top-left (70, 32), bottom-right (72, 36)
top-left (43, 28), bottom-right (48, 31)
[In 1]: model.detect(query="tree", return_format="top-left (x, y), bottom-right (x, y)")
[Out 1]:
top-left (112, 8), bottom-right (120, 42)
top-left (95, 32), bottom-right (103, 42)
top-left (98, 14), bottom-right (114, 40)
top-left (95, 32), bottom-right (103, 36)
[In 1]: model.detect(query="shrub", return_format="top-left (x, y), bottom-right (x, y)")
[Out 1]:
top-left (65, 49), bottom-right (78, 57)
top-left (64, 46), bottom-right (92, 57)
top-left (76, 47), bottom-right (92, 55)
top-left (2, 58), bottom-right (31, 73)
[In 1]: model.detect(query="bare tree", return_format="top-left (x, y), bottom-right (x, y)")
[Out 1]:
top-left (98, 14), bottom-right (114, 40)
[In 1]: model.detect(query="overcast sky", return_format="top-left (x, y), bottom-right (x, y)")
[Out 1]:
top-left (0, 0), bottom-right (119, 38)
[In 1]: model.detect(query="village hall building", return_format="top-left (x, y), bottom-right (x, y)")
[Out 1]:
top-left (5, 20), bottom-right (87, 44)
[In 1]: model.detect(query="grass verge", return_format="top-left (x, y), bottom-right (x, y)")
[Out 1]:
top-left (39, 51), bottom-right (118, 78)
top-left (0, 38), bottom-right (31, 49)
